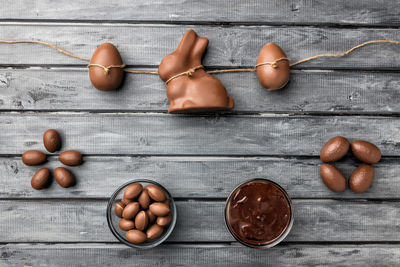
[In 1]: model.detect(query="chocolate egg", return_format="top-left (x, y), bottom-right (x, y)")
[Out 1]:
top-left (256, 43), bottom-right (290, 90)
top-left (54, 167), bottom-right (75, 188)
top-left (146, 210), bottom-right (156, 224)
top-left (138, 190), bottom-right (151, 209)
top-left (114, 202), bottom-right (125, 218)
top-left (146, 184), bottom-right (166, 202)
top-left (320, 164), bottom-right (346, 192)
top-left (156, 214), bottom-right (172, 227)
top-left (59, 150), bottom-right (82, 166)
top-left (89, 43), bottom-right (124, 91)
top-left (122, 202), bottom-right (140, 219)
top-left (146, 224), bottom-right (164, 240)
top-left (22, 150), bottom-right (46, 166)
top-left (121, 198), bottom-right (132, 206)
top-left (31, 168), bottom-right (51, 190)
top-left (135, 211), bottom-right (149, 231)
top-left (351, 140), bottom-right (381, 164)
top-left (126, 229), bottom-right (147, 244)
top-left (149, 202), bottom-right (170, 217)
top-left (349, 165), bottom-right (374, 193)
top-left (43, 129), bottom-right (61, 153)
top-left (119, 218), bottom-right (135, 231)
top-left (320, 136), bottom-right (350, 162)
top-left (123, 183), bottom-right (143, 200)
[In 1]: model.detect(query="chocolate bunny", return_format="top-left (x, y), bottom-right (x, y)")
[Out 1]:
top-left (158, 29), bottom-right (234, 113)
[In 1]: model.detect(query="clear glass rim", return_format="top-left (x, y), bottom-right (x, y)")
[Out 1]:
top-left (106, 179), bottom-right (177, 249)
top-left (224, 178), bottom-right (294, 249)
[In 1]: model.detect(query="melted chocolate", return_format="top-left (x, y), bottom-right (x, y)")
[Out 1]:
top-left (226, 180), bottom-right (291, 246)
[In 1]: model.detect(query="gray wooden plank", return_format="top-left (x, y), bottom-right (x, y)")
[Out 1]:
top-left (1, 200), bottom-right (399, 242)
top-left (1, 68), bottom-right (400, 113)
top-left (2, 244), bottom-right (400, 267)
top-left (1, 24), bottom-right (400, 69)
top-left (1, 156), bottom-right (399, 199)
top-left (0, 113), bottom-right (398, 156)
top-left (1, 0), bottom-right (399, 26)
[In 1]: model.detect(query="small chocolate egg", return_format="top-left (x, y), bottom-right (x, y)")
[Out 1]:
top-left (126, 229), bottom-right (147, 244)
top-left (351, 140), bottom-right (381, 164)
top-left (349, 165), bottom-right (374, 193)
top-left (138, 190), bottom-right (151, 209)
top-left (54, 167), bottom-right (75, 188)
top-left (320, 136), bottom-right (350, 162)
top-left (114, 202), bottom-right (125, 218)
top-left (123, 183), bottom-right (143, 200)
top-left (149, 202), bottom-right (170, 217)
top-left (118, 218), bottom-right (135, 231)
top-left (256, 43), bottom-right (290, 90)
top-left (89, 43), bottom-right (124, 91)
top-left (122, 202), bottom-right (140, 219)
top-left (146, 224), bottom-right (164, 240)
top-left (31, 168), bottom-right (51, 190)
top-left (145, 184), bottom-right (166, 202)
top-left (58, 150), bottom-right (82, 166)
top-left (320, 164), bottom-right (346, 192)
top-left (43, 129), bottom-right (61, 153)
top-left (135, 211), bottom-right (149, 231)
top-left (156, 214), bottom-right (172, 227)
top-left (146, 210), bottom-right (156, 224)
top-left (22, 150), bottom-right (47, 166)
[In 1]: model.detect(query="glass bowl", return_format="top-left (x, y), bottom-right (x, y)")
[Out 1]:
top-left (107, 179), bottom-right (177, 249)
top-left (224, 178), bottom-right (294, 249)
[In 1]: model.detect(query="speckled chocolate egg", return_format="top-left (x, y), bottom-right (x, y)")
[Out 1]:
top-left (320, 164), bottom-right (346, 192)
top-left (54, 167), bottom-right (75, 188)
top-left (349, 164), bottom-right (374, 193)
top-left (31, 168), bottom-right (51, 190)
top-left (320, 136), bottom-right (350, 162)
top-left (351, 140), bottom-right (381, 164)
top-left (256, 43), bottom-right (290, 90)
top-left (43, 129), bottom-right (61, 153)
top-left (89, 43), bottom-right (124, 91)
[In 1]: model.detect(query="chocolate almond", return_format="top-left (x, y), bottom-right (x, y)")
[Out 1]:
top-left (256, 43), bottom-right (290, 90)
top-left (89, 43), bottom-right (124, 91)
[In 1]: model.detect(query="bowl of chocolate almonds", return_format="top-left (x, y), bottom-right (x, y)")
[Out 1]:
top-left (107, 180), bottom-right (177, 249)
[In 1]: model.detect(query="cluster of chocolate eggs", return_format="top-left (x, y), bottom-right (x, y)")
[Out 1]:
top-left (320, 136), bottom-right (381, 193)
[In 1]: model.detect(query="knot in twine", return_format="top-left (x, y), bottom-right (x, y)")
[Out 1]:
top-left (165, 65), bottom-right (204, 84)
top-left (255, 57), bottom-right (290, 69)
top-left (87, 63), bottom-right (126, 75)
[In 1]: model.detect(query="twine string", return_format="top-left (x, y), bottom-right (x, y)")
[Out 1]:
top-left (1, 39), bottom-right (400, 76)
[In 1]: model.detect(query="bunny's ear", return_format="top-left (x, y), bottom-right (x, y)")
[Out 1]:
top-left (192, 37), bottom-right (208, 60)
top-left (176, 29), bottom-right (198, 55)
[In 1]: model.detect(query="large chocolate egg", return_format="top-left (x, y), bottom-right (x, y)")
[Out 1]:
top-left (89, 43), bottom-right (124, 91)
top-left (256, 43), bottom-right (290, 90)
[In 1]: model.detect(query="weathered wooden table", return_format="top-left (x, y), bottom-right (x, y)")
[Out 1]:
top-left (1, 1), bottom-right (400, 266)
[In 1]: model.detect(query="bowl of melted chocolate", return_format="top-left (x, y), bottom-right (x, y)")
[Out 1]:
top-left (225, 179), bottom-right (293, 248)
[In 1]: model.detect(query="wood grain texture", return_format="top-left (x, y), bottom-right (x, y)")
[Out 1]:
top-left (1, 68), bottom-right (400, 113)
top-left (1, 200), bottom-right (400, 242)
top-left (0, 113), bottom-right (398, 156)
top-left (1, 156), bottom-right (398, 199)
top-left (1, 24), bottom-right (400, 69)
top-left (1, 0), bottom-right (399, 26)
top-left (2, 244), bottom-right (400, 267)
